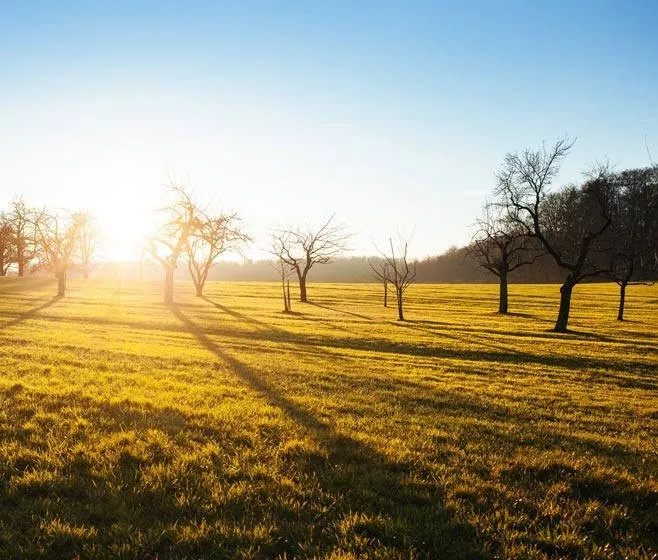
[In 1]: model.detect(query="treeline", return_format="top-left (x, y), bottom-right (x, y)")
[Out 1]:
top-left (2, 138), bottom-right (656, 332)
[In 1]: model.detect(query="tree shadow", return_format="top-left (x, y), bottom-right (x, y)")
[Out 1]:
top-left (0, 296), bottom-right (60, 332)
top-left (168, 304), bottom-right (489, 558)
top-left (307, 301), bottom-right (373, 321)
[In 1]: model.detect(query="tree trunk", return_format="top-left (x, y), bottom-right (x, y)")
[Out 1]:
top-left (195, 284), bottom-right (203, 297)
top-left (498, 267), bottom-right (509, 314)
top-left (396, 287), bottom-right (404, 321)
top-left (83, 265), bottom-right (89, 280)
top-left (299, 273), bottom-right (308, 303)
top-left (164, 267), bottom-right (174, 304)
top-left (17, 255), bottom-right (24, 277)
top-left (281, 278), bottom-right (289, 312)
top-left (57, 267), bottom-right (66, 297)
top-left (383, 280), bottom-right (388, 307)
top-left (554, 281), bottom-right (574, 332)
top-left (617, 282), bottom-right (627, 321)
top-left (286, 280), bottom-right (292, 311)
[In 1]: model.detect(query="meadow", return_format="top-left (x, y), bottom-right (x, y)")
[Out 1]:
top-left (0, 277), bottom-right (656, 560)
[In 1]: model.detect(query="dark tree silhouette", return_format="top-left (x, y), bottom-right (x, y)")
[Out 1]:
top-left (147, 185), bottom-right (201, 304)
top-left (497, 139), bottom-right (613, 332)
top-left (470, 204), bottom-right (539, 313)
top-left (272, 215), bottom-right (350, 303)
top-left (605, 167), bottom-right (658, 320)
top-left (377, 236), bottom-right (416, 321)
top-left (186, 211), bottom-right (250, 297)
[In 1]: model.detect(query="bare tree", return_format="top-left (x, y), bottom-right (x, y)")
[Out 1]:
top-left (33, 210), bottom-right (83, 297)
top-left (496, 138), bottom-right (613, 332)
top-left (377, 235), bottom-right (416, 321)
top-left (470, 204), bottom-right (540, 313)
top-left (9, 198), bottom-right (37, 277)
top-left (186, 211), bottom-right (250, 297)
top-left (75, 211), bottom-right (101, 279)
top-left (271, 251), bottom-right (294, 313)
top-left (604, 167), bottom-right (658, 320)
top-left (368, 258), bottom-right (391, 307)
top-left (272, 215), bottom-right (350, 302)
top-left (147, 185), bottom-right (201, 304)
top-left (0, 213), bottom-right (15, 276)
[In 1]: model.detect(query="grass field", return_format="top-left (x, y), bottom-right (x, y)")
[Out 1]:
top-left (0, 277), bottom-right (656, 559)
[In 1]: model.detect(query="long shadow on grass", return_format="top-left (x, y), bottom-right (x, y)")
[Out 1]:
top-left (307, 301), bottom-right (373, 321)
top-left (0, 296), bottom-right (60, 332)
top-left (169, 303), bottom-right (490, 559)
top-left (0, 386), bottom-right (336, 559)
top-left (20, 306), bottom-right (656, 383)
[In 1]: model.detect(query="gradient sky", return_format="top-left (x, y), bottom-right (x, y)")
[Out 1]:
top-left (1, 1), bottom-right (657, 260)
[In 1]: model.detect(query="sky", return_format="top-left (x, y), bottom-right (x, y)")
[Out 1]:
top-left (1, 1), bottom-right (657, 261)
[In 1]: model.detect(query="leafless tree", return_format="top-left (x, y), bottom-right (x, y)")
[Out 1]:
top-left (186, 211), bottom-right (250, 297)
top-left (9, 198), bottom-right (38, 277)
top-left (272, 215), bottom-right (350, 302)
top-left (147, 185), bottom-right (202, 304)
top-left (496, 138), bottom-right (613, 332)
top-left (33, 210), bottom-right (83, 297)
top-left (271, 246), bottom-right (294, 313)
top-left (604, 167), bottom-right (658, 320)
top-left (368, 258), bottom-right (391, 307)
top-left (0, 213), bottom-right (15, 276)
top-left (75, 211), bottom-right (101, 279)
top-left (377, 235), bottom-right (416, 321)
top-left (470, 203), bottom-right (540, 313)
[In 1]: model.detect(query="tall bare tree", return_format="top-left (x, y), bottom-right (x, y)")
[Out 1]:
top-left (368, 258), bottom-right (391, 307)
top-left (496, 139), bottom-right (613, 332)
top-left (147, 185), bottom-right (201, 304)
top-left (470, 204), bottom-right (539, 313)
top-left (186, 211), bottom-right (251, 297)
top-left (272, 215), bottom-right (350, 302)
top-left (377, 235), bottom-right (416, 321)
top-left (33, 210), bottom-right (83, 297)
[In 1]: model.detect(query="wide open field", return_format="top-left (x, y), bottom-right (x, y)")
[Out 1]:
top-left (0, 278), bottom-right (656, 559)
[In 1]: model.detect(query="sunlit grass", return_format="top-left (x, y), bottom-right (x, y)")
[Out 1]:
top-left (0, 278), bottom-right (656, 559)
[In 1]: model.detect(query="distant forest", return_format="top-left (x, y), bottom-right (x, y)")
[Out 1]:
top-left (102, 249), bottom-right (570, 284)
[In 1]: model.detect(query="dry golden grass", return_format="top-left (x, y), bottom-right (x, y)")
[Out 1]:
top-left (0, 277), bottom-right (656, 559)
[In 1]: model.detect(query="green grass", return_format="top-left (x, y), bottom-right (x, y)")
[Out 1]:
top-left (0, 277), bottom-right (656, 559)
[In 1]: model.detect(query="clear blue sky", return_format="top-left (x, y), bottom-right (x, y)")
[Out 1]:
top-left (1, 1), bottom-right (657, 259)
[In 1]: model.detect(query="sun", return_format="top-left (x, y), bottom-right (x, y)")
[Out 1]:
top-left (95, 204), bottom-right (159, 263)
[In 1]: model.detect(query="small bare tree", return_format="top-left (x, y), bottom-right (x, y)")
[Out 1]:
top-left (368, 258), bottom-right (391, 307)
top-left (33, 210), bottom-right (83, 297)
top-left (272, 215), bottom-right (350, 302)
top-left (0, 213), bottom-right (15, 276)
top-left (604, 167), bottom-right (658, 320)
top-left (377, 236), bottom-right (416, 321)
top-left (186, 211), bottom-right (250, 297)
top-left (273, 256), bottom-right (294, 313)
top-left (470, 204), bottom-right (539, 313)
top-left (75, 211), bottom-right (101, 279)
top-left (9, 198), bottom-right (38, 277)
top-left (147, 185), bottom-right (201, 304)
